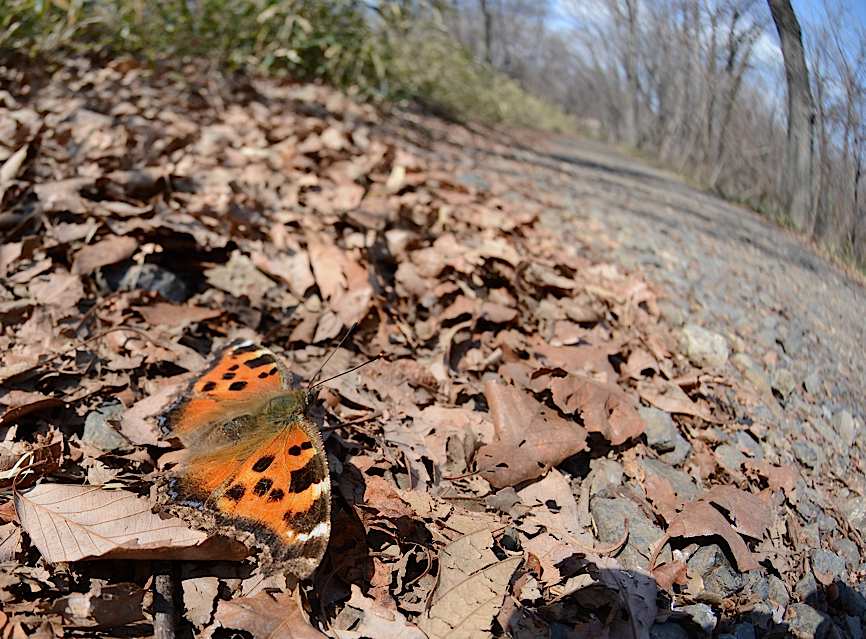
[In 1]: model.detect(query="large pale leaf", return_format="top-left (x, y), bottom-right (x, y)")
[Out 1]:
top-left (419, 528), bottom-right (521, 639)
top-left (15, 483), bottom-right (247, 563)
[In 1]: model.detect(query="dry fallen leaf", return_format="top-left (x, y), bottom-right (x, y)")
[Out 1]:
top-left (476, 380), bottom-right (587, 488)
top-left (15, 483), bottom-right (247, 562)
top-left (419, 528), bottom-right (521, 639)
top-left (46, 581), bottom-right (147, 628)
top-left (703, 485), bottom-right (772, 540)
top-left (547, 375), bottom-right (645, 445)
top-left (637, 380), bottom-right (720, 423)
top-left (210, 591), bottom-right (325, 638)
top-left (135, 302), bottom-right (221, 328)
top-left (332, 585), bottom-right (426, 639)
top-left (652, 561), bottom-right (688, 591)
top-left (72, 236), bottom-right (138, 275)
top-left (0, 522), bottom-right (22, 561)
top-left (655, 500), bottom-right (758, 572)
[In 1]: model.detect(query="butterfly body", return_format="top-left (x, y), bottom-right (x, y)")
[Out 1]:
top-left (158, 341), bottom-right (331, 578)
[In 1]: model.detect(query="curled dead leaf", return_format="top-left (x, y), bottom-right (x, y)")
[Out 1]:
top-left (653, 500), bottom-right (758, 572)
top-left (476, 381), bottom-right (587, 488)
top-left (545, 375), bottom-right (645, 446)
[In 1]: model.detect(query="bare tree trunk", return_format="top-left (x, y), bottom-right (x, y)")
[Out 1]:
top-left (480, 0), bottom-right (493, 65)
top-left (767, 0), bottom-right (816, 232)
top-left (623, 0), bottom-right (641, 147)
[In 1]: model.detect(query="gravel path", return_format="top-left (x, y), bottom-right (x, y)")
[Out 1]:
top-left (412, 120), bottom-right (866, 429)
top-left (535, 135), bottom-right (866, 418)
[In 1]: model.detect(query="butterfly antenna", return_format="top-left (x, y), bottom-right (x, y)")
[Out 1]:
top-left (307, 322), bottom-right (359, 390)
top-left (311, 354), bottom-right (382, 390)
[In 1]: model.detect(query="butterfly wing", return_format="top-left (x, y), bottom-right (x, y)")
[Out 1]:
top-left (161, 340), bottom-right (330, 578)
top-left (169, 413), bottom-right (331, 578)
top-left (161, 340), bottom-right (291, 448)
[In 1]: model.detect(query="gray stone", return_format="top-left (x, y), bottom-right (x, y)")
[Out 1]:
top-left (834, 410), bottom-right (857, 447)
top-left (676, 603), bottom-right (716, 636)
top-left (104, 262), bottom-right (189, 302)
top-left (591, 496), bottom-right (666, 572)
top-left (768, 575), bottom-right (790, 608)
top-left (804, 370), bottom-right (822, 396)
top-left (812, 549), bottom-right (846, 583)
top-left (715, 444), bottom-right (747, 474)
top-left (686, 544), bottom-right (744, 598)
top-left (792, 441), bottom-right (822, 471)
top-left (682, 324), bottom-right (729, 369)
top-left (650, 622), bottom-right (690, 639)
top-left (735, 431), bottom-right (763, 460)
top-left (734, 623), bottom-right (756, 639)
top-left (772, 368), bottom-right (797, 398)
top-left (831, 538), bottom-right (860, 569)
top-left (82, 402), bottom-right (131, 451)
top-left (817, 514), bottom-right (837, 533)
top-left (638, 413), bottom-right (693, 465)
top-left (641, 406), bottom-right (678, 452)
top-left (840, 496), bottom-right (866, 530)
top-left (589, 458), bottom-right (624, 495)
top-left (785, 603), bottom-right (835, 639)
top-left (640, 458), bottom-right (701, 501)
top-left (731, 353), bottom-right (772, 395)
top-left (658, 300), bottom-right (686, 327)
top-left (795, 573), bottom-right (818, 602)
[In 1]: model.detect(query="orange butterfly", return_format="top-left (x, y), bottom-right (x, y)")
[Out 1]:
top-left (158, 340), bottom-right (330, 578)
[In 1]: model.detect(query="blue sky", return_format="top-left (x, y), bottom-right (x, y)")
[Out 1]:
top-left (794, 0), bottom-right (866, 29)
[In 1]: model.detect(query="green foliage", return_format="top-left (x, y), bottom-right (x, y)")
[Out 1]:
top-left (1, 1), bottom-right (384, 92)
top-left (386, 13), bottom-right (572, 130)
top-left (0, 0), bottom-right (570, 131)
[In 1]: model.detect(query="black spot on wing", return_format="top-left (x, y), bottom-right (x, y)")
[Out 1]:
top-left (222, 372), bottom-right (236, 380)
top-left (228, 364), bottom-right (240, 371)
top-left (202, 381), bottom-right (217, 392)
top-left (288, 445), bottom-right (302, 456)
top-left (252, 455), bottom-right (274, 472)
top-left (233, 343), bottom-right (259, 355)
top-left (253, 478), bottom-right (273, 496)
top-left (288, 455), bottom-right (325, 493)
top-left (258, 371), bottom-right (270, 379)
top-left (301, 441), bottom-right (313, 450)
top-left (268, 488), bottom-right (285, 502)
top-left (225, 484), bottom-right (245, 501)
top-left (229, 381), bottom-right (248, 391)
top-left (244, 354), bottom-right (276, 369)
